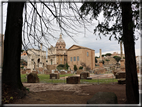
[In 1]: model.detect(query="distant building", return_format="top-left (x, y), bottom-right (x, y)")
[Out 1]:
top-left (26, 43), bottom-right (47, 71)
top-left (47, 34), bottom-right (67, 66)
top-left (67, 45), bottom-right (95, 70)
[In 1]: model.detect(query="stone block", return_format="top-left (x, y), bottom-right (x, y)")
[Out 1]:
top-left (80, 72), bottom-right (90, 79)
top-left (66, 76), bottom-right (80, 84)
top-left (86, 77), bottom-right (92, 80)
top-left (50, 73), bottom-right (60, 79)
top-left (115, 72), bottom-right (126, 79)
top-left (87, 92), bottom-right (118, 104)
top-left (118, 79), bottom-right (126, 84)
top-left (27, 73), bottom-right (39, 83)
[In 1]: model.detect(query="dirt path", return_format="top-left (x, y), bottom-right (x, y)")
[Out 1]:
top-left (12, 83), bottom-right (126, 104)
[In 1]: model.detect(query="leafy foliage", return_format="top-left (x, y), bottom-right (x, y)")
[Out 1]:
top-left (65, 63), bottom-right (70, 70)
top-left (74, 65), bottom-right (77, 71)
top-left (113, 56), bottom-right (121, 62)
top-left (105, 53), bottom-right (112, 56)
top-left (80, 2), bottom-right (140, 42)
top-left (95, 57), bottom-right (98, 63)
top-left (56, 64), bottom-right (66, 70)
top-left (105, 59), bottom-right (110, 61)
top-left (102, 54), bottom-right (105, 57)
top-left (79, 66), bottom-right (83, 69)
top-left (102, 60), bottom-right (104, 64)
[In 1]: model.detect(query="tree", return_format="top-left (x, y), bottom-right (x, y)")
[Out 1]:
top-left (102, 54), bottom-right (105, 57)
top-left (80, 1), bottom-right (139, 103)
top-left (74, 65), bottom-right (77, 71)
top-left (105, 53), bottom-right (112, 56)
top-left (65, 63), bottom-right (70, 70)
top-left (95, 57), bottom-right (98, 63)
top-left (113, 56), bottom-right (121, 63)
top-left (2, 2), bottom-right (85, 102)
top-left (2, 2), bottom-right (26, 101)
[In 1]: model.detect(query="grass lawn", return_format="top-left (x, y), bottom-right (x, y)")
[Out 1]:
top-left (21, 74), bottom-right (118, 84)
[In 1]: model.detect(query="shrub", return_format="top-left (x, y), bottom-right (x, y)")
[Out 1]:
top-left (113, 56), bottom-right (121, 62)
top-left (57, 64), bottom-right (65, 68)
top-left (74, 65), bottom-right (77, 71)
top-left (105, 53), bottom-right (112, 56)
top-left (79, 66), bottom-right (83, 69)
top-left (65, 63), bottom-right (70, 70)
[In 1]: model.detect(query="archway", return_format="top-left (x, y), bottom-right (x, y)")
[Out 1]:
top-left (37, 58), bottom-right (40, 67)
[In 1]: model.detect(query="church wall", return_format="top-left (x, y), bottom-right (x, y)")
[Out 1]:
top-left (67, 48), bottom-right (95, 70)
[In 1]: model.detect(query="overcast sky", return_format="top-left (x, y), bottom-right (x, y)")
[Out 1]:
top-left (1, 2), bottom-right (141, 57)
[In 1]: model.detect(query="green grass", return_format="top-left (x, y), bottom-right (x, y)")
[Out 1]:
top-left (21, 74), bottom-right (118, 84)
top-left (21, 74), bottom-right (74, 83)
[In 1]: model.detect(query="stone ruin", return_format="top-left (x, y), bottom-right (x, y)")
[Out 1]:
top-left (94, 68), bottom-right (106, 74)
top-left (27, 72), bottom-right (39, 83)
top-left (50, 73), bottom-right (60, 79)
top-left (21, 68), bottom-right (31, 74)
top-left (76, 69), bottom-right (83, 74)
top-left (66, 76), bottom-right (80, 84)
top-left (32, 70), bottom-right (38, 74)
top-left (67, 71), bottom-right (71, 74)
top-left (54, 71), bottom-right (59, 73)
top-left (60, 71), bottom-right (66, 74)
top-left (80, 72), bottom-right (90, 79)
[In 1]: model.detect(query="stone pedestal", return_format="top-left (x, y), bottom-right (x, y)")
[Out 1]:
top-left (80, 72), bottom-right (90, 79)
top-left (66, 76), bottom-right (80, 84)
top-left (27, 73), bottom-right (39, 83)
top-left (50, 73), bottom-right (60, 79)
top-left (99, 60), bottom-right (103, 68)
top-left (115, 71), bottom-right (126, 79)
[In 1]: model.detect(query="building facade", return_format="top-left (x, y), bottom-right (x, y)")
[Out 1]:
top-left (67, 45), bottom-right (95, 70)
top-left (26, 44), bottom-right (47, 71)
top-left (47, 34), bottom-right (67, 66)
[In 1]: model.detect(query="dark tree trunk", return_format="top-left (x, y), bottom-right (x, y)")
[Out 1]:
top-left (121, 2), bottom-right (139, 104)
top-left (2, 2), bottom-right (25, 89)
